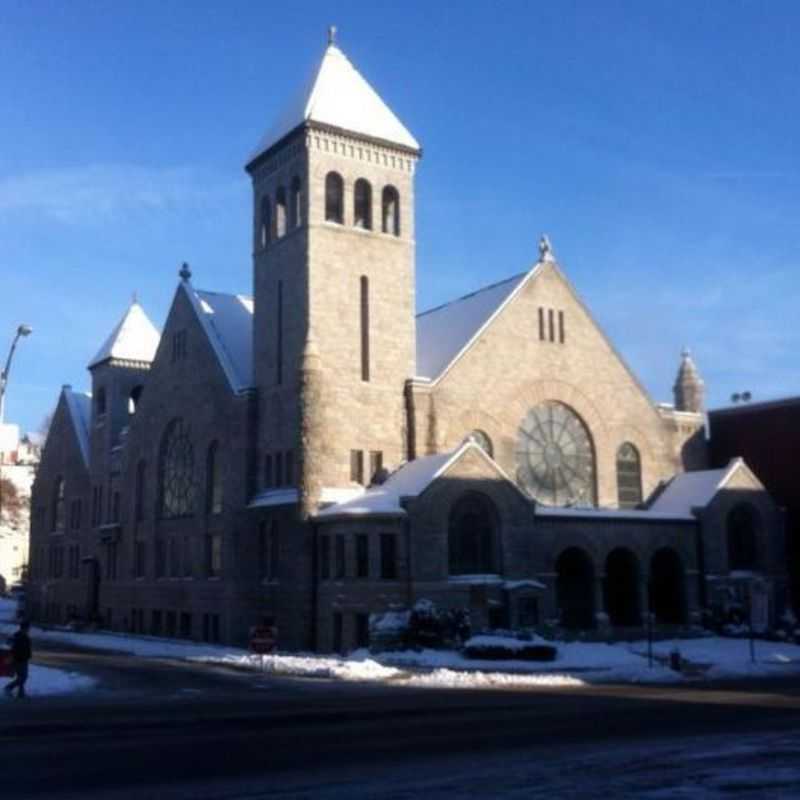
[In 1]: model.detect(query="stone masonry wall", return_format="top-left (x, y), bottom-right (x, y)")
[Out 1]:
top-left (410, 261), bottom-right (697, 507)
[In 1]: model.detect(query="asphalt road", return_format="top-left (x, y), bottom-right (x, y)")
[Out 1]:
top-left (4, 645), bottom-right (800, 799)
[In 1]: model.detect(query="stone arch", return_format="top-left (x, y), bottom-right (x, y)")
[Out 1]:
top-left (448, 491), bottom-right (499, 576)
top-left (650, 547), bottom-right (686, 625)
top-left (604, 547), bottom-right (641, 626)
top-left (727, 503), bottom-right (760, 571)
top-left (555, 546), bottom-right (596, 629)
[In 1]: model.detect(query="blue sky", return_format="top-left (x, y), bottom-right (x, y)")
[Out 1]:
top-left (1, 0), bottom-right (799, 434)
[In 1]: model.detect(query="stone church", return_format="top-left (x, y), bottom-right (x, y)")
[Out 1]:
top-left (28, 35), bottom-right (788, 650)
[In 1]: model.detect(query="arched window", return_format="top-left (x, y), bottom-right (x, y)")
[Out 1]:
top-left (448, 492), bottom-right (497, 575)
top-left (259, 197), bottom-right (271, 249)
top-left (158, 419), bottom-right (195, 519)
top-left (467, 430), bottom-right (493, 458)
top-left (275, 186), bottom-right (287, 238)
top-left (51, 477), bottom-right (65, 531)
top-left (128, 385), bottom-right (143, 415)
top-left (616, 443), bottom-right (642, 509)
top-left (325, 172), bottom-right (344, 223)
top-left (727, 504), bottom-right (759, 571)
top-left (290, 175), bottom-right (302, 229)
top-left (382, 185), bottom-right (400, 236)
top-left (206, 442), bottom-right (223, 515)
top-left (135, 460), bottom-right (146, 522)
top-left (354, 178), bottom-right (372, 229)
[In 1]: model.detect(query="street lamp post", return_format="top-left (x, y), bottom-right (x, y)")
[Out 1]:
top-left (0, 324), bottom-right (33, 426)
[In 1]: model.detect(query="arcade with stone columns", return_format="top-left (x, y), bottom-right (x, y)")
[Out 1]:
top-left (27, 33), bottom-right (788, 650)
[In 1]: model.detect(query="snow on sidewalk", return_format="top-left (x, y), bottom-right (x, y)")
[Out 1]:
top-left (5, 598), bottom-right (800, 689)
top-left (3, 665), bottom-right (96, 698)
top-left (1, 598), bottom-right (96, 696)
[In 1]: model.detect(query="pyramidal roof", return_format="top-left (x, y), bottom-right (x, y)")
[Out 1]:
top-left (88, 301), bottom-right (160, 369)
top-left (248, 39), bottom-right (419, 166)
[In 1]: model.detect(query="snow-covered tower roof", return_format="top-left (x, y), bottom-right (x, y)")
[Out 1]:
top-left (247, 30), bottom-right (420, 167)
top-left (88, 300), bottom-right (160, 370)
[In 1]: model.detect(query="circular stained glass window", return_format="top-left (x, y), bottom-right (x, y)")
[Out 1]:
top-left (515, 402), bottom-right (596, 506)
top-left (160, 419), bottom-right (195, 518)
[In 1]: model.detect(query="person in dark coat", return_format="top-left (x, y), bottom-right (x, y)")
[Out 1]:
top-left (4, 620), bottom-right (32, 699)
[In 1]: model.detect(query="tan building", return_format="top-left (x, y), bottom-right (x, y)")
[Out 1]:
top-left (27, 35), bottom-right (788, 650)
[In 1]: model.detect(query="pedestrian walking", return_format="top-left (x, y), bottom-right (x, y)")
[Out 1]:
top-left (4, 620), bottom-right (32, 699)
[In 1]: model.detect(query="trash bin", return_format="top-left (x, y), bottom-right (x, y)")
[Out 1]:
top-left (0, 649), bottom-right (13, 678)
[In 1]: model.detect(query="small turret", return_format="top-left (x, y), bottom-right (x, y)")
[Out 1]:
top-left (673, 348), bottom-right (705, 413)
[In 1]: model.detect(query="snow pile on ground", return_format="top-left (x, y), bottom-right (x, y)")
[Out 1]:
top-left (200, 651), bottom-right (585, 689)
top-left (207, 652), bottom-right (403, 682)
top-left (404, 668), bottom-right (583, 690)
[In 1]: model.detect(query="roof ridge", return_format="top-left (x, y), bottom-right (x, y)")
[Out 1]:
top-left (196, 287), bottom-right (253, 302)
top-left (416, 271), bottom-right (528, 319)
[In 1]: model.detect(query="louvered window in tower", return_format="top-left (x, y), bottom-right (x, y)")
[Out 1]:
top-left (382, 185), bottom-right (400, 236)
top-left (325, 172), bottom-right (344, 223)
top-left (354, 178), bottom-right (372, 229)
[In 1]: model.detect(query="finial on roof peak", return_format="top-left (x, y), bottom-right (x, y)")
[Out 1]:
top-left (682, 347), bottom-right (691, 359)
top-left (179, 262), bottom-right (192, 282)
top-left (327, 25), bottom-right (337, 45)
top-left (539, 234), bottom-right (555, 263)
top-left (131, 291), bottom-right (139, 306)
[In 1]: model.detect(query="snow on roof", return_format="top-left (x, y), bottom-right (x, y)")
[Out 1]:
top-left (316, 448), bottom-right (460, 518)
top-left (88, 302), bottom-right (160, 369)
top-left (415, 271), bottom-right (529, 381)
top-left (648, 460), bottom-right (743, 516)
top-left (183, 285), bottom-right (254, 394)
top-left (63, 388), bottom-right (91, 466)
top-left (249, 42), bottom-right (419, 165)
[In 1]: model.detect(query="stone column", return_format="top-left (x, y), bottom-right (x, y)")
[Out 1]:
top-left (594, 574), bottom-right (609, 632)
top-left (639, 578), bottom-right (650, 625)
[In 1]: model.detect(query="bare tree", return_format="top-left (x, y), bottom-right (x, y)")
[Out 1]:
top-left (0, 475), bottom-right (23, 530)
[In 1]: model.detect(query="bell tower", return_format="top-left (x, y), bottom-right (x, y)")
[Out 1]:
top-left (246, 31), bottom-right (421, 501)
